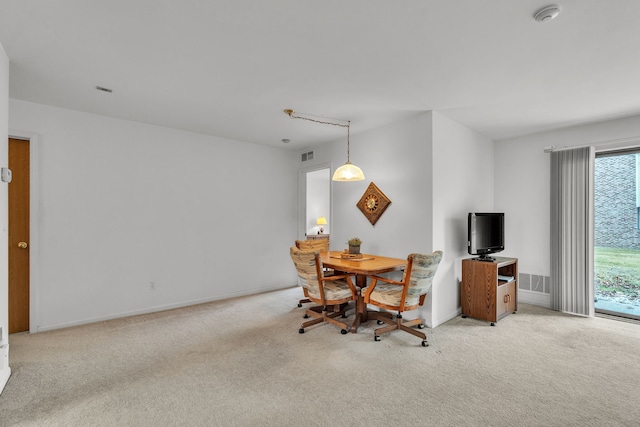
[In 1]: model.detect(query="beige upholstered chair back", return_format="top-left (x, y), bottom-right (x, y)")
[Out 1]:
top-left (290, 246), bottom-right (322, 297)
top-left (405, 250), bottom-right (443, 296)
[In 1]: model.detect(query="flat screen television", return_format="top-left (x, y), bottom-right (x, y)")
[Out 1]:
top-left (467, 212), bottom-right (504, 261)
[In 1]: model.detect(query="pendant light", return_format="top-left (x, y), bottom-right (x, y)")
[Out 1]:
top-left (284, 109), bottom-right (365, 182)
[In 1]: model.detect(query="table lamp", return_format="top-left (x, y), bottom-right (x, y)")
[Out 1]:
top-left (317, 217), bottom-right (327, 234)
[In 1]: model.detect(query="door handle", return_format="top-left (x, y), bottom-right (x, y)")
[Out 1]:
top-left (17, 241), bottom-right (28, 249)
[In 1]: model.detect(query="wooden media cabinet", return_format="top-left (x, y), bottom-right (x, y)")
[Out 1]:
top-left (461, 257), bottom-right (518, 325)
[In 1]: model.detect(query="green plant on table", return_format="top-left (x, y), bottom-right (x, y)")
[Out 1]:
top-left (348, 237), bottom-right (362, 247)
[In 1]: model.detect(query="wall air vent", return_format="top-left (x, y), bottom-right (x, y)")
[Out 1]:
top-left (301, 151), bottom-right (314, 162)
top-left (95, 86), bottom-right (113, 93)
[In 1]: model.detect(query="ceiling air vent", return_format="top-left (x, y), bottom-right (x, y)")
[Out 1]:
top-left (534, 5), bottom-right (561, 22)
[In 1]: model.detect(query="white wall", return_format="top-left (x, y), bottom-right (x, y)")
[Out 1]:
top-left (0, 42), bottom-right (10, 394)
top-left (9, 99), bottom-right (299, 331)
top-left (328, 113), bottom-right (434, 258)
top-left (431, 111), bottom-right (494, 326)
top-left (495, 114), bottom-right (640, 306)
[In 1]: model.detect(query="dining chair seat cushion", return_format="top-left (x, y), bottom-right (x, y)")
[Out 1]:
top-left (364, 284), bottom-right (424, 307)
top-left (299, 277), bottom-right (355, 301)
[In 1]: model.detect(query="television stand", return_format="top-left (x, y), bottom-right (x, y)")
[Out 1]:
top-left (461, 257), bottom-right (518, 325)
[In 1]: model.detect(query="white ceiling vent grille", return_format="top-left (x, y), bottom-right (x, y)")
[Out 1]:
top-left (534, 5), bottom-right (561, 22)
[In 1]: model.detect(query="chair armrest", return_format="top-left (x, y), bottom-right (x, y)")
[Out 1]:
top-left (367, 275), bottom-right (405, 287)
top-left (320, 273), bottom-right (354, 282)
top-left (364, 275), bottom-right (408, 303)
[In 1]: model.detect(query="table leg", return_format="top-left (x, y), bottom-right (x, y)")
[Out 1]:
top-left (350, 274), bottom-right (369, 333)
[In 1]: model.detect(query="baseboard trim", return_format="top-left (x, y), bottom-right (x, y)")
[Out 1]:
top-left (35, 284), bottom-right (294, 332)
top-left (432, 308), bottom-right (462, 328)
top-left (0, 343), bottom-right (10, 395)
top-left (0, 368), bottom-right (10, 395)
top-left (518, 290), bottom-right (550, 308)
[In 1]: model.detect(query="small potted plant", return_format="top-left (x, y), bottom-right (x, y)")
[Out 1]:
top-left (348, 237), bottom-right (362, 254)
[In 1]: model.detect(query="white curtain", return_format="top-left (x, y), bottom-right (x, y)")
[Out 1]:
top-left (550, 146), bottom-right (595, 316)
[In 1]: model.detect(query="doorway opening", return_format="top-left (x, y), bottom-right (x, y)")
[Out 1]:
top-left (299, 164), bottom-right (331, 246)
top-left (306, 168), bottom-right (330, 236)
top-left (594, 151), bottom-right (640, 320)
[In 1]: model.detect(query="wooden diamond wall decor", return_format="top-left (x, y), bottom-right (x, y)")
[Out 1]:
top-left (356, 182), bottom-right (391, 225)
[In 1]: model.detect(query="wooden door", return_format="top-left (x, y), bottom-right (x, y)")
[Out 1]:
top-left (8, 138), bottom-right (30, 333)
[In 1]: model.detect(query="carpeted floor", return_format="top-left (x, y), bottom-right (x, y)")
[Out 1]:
top-left (1, 287), bottom-right (640, 427)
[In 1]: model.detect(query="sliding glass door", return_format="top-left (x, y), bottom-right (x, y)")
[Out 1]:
top-left (594, 151), bottom-right (640, 320)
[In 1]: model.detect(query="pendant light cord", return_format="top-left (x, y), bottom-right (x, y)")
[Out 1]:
top-left (284, 108), bottom-right (363, 180)
top-left (346, 123), bottom-right (351, 162)
top-left (285, 109), bottom-right (351, 161)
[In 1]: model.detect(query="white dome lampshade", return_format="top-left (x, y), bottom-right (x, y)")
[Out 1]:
top-left (332, 119), bottom-right (364, 182)
top-left (332, 161), bottom-right (365, 181)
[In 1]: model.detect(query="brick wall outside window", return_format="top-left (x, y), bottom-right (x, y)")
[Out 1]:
top-left (594, 154), bottom-right (640, 249)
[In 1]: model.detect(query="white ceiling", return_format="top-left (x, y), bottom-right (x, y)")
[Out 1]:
top-left (2, 0), bottom-right (640, 150)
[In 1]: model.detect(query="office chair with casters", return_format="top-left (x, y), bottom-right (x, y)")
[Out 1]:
top-left (363, 251), bottom-right (443, 346)
top-left (294, 239), bottom-right (332, 307)
top-left (290, 246), bottom-right (357, 334)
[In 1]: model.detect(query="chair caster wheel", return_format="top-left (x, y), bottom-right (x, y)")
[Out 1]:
top-left (421, 340), bottom-right (429, 347)
top-left (298, 303), bottom-right (302, 308)
top-left (341, 329), bottom-right (348, 335)
top-left (377, 320), bottom-right (383, 325)
top-left (374, 335), bottom-right (381, 341)
top-left (461, 314), bottom-right (467, 318)
top-left (341, 313), bottom-right (347, 318)
top-left (299, 328), bottom-right (304, 334)
top-left (418, 324), bottom-right (425, 329)
top-left (303, 314), bottom-right (309, 319)
top-left (490, 322), bottom-right (495, 326)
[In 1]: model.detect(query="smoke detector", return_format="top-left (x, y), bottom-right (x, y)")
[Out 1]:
top-left (534, 5), bottom-right (561, 22)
